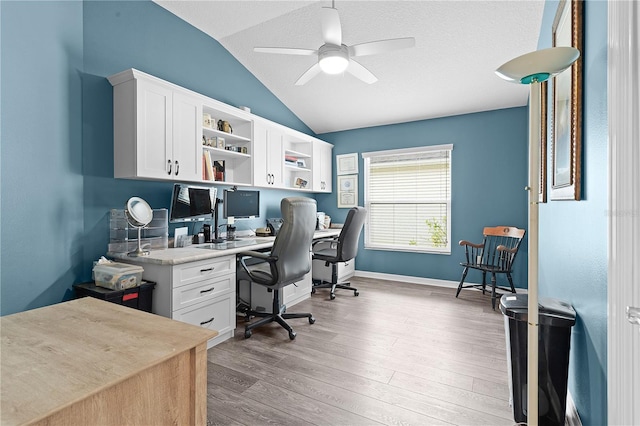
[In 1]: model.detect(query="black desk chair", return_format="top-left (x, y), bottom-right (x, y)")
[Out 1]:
top-left (311, 206), bottom-right (366, 300)
top-left (456, 225), bottom-right (525, 309)
top-left (237, 197), bottom-right (317, 340)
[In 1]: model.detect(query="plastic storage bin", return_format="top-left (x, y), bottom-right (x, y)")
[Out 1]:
top-left (500, 294), bottom-right (576, 426)
top-left (73, 281), bottom-right (156, 313)
top-left (93, 262), bottom-right (143, 290)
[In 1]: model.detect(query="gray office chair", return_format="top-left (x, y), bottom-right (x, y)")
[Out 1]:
top-left (311, 206), bottom-right (366, 300)
top-left (237, 197), bottom-right (317, 340)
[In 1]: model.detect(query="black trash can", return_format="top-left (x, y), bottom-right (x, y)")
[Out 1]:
top-left (500, 294), bottom-right (576, 426)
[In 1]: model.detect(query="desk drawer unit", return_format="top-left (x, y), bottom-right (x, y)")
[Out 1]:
top-left (173, 295), bottom-right (234, 347)
top-left (312, 259), bottom-right (355, 283)
top-left (172, 274), bottom-right (232, 311)
top-left (173, 257), bottom-right (234, 288)
top-left (119, 254), bottom-right (236, 348)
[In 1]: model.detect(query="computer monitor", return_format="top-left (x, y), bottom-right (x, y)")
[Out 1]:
top-left (223, 189), bottom-right (259, 219)
top-left (169, 184), bottom-right (217, 223)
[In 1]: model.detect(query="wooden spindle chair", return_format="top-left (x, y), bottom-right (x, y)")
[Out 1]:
top-left (456, 226), bottom-right (525, 309)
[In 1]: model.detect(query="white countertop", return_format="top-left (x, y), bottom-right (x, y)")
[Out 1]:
top-left (108, 229), bottom-right (340, 266)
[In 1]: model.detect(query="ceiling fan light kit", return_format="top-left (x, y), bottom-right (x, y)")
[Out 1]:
top-left (318, 44), bottom-right (349, 74)
top-left (254, 4), bottom-right (415, 85)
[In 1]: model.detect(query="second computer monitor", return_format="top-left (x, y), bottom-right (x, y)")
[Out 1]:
top-left (223, 189), bottom-right (260, 219)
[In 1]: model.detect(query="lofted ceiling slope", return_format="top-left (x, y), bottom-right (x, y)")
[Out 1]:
top-left (154, 1), bottom-right (544, 134)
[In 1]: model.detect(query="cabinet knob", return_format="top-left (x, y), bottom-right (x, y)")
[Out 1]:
top-left (167, 160), bottom-right (172, 175)
top-left (175, 160), bottom-right (179, 175)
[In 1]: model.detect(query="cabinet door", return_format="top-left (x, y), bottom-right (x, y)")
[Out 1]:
top-left (267, 127), bottom-right (284, 188)
top-left (253, 120), bottom-right (283, 188)
top-left (172, 92), bottom-right (202, 182)
top-left (252, 120), bottom-right (269, 187)
top-left (313, 140), bottom-right (333, 192)
top-left (135, 79), bottom-right (173, 179)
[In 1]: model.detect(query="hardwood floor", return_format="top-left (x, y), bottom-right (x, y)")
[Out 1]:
top-left (206, 277), bottom-right (515, 425)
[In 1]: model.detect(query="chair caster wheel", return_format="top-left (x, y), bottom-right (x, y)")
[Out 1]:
top-left (244, 330), bottom-right (252, 338)
top-left (289, 331), bottom-right (296, 340)
top-left (309, 316), bottom-right (315, 324)
top-left (330, 293), bottom-right (336, 300)
top-left (354, 291), bottom-right (359, 297)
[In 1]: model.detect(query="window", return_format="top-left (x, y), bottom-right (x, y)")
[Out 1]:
top-left (362, 144), bottom-right (452, 254)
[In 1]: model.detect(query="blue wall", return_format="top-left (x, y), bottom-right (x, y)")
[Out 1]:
top-left (537, 1), bottom-right (608, 424)
top-left (1, 1), bottom-right (84, 314)
top-left (0, 0), bottom-right (311, 316)
top-left (318, 108), bottom-right (529, 285)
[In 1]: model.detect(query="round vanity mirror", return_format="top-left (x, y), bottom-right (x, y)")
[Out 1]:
top-left (125, 197), bottom-right (153, 257)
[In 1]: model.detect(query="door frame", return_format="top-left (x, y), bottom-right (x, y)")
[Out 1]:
top-left (607, 1), bottom-right (639, 424)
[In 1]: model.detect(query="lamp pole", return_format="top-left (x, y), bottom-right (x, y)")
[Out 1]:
top-left (496, 47), bottom-right (579, 425)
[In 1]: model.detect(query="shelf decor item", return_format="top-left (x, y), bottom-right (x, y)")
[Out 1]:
top-left (293, 177), bottom-right (308, 189)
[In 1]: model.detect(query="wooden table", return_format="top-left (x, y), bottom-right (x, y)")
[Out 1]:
top-left (0, 297), bottom-right (217, 425)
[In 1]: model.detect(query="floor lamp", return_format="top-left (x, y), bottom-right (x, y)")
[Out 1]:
top-left (495, 46), bottom-right (579, 425)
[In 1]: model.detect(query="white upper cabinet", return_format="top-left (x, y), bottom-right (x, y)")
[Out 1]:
top-left (108, 69), bottom-right (332, 191)
top-left (312, 140), bottom-right (332, 193)
top-left (109, 70), bottom-right (202, 182)
top-left (253, 119), bottom-right (284, 188)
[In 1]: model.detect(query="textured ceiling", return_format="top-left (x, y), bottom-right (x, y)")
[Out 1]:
top-left (155, 1), bottom-right (544, 134)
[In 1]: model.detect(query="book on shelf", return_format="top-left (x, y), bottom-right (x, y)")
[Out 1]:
top-left (214, 160), bottom-right (225, 181)
top-left (203, 151), bottom-right (214, 181)
top-left (285, 155), bottom-right (298, 163)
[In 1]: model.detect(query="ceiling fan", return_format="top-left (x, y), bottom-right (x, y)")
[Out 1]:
top-left (254, 2), bottom-right (415, 86)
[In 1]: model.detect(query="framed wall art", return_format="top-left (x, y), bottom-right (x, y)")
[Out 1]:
top-left (336, 153), bottom-right (358, 175)
top-left (551, 0), bottom-right (583, 200)
top-left (539, 80), bottom-right (548, 203)
top-left (337, 175), bottom-right (357, 208)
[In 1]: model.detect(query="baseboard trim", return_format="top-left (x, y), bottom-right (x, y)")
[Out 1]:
top-left (354, 270), bottom-right (460, 289)
top-left (353, 270), bottom-right (528, 294)
top-left (566, 391), bottom-right (582, 426)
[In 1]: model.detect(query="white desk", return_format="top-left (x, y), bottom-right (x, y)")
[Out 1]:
top-left (108, 229), bottom-right (340, 347)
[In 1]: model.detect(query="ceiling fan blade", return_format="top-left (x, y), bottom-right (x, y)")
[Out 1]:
top-left (295, 63), bottom-right (322, 86)
top-left (348, 37), bottom-right (416, 57)
top-left (254, 47), bottom-right (317, 56)
top-left (347, 59), bottom-right (377, 84)
top-left (321, 7), bottom-right (342, 46)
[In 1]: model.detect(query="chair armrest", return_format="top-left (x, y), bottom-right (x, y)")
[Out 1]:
top-left (497, 245), bottom-right (517, 254)
top-left (312, 237), bottom-right (338, 252)
top-left (237, 250), bottom-right (279, 286)
top-left (459, 240), bottom-right (483, 248)
top-left (312, 236), bottom-right (338, 248)
top-left (238, 250), bottom-right (272, 261)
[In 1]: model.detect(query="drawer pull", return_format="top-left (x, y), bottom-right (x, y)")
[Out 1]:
top-left (200, 267), bottom-right (214, 273)
top-left (200, 317), bottom-right (214, 326)
top-left (200, 287), bottom-right (215, 294)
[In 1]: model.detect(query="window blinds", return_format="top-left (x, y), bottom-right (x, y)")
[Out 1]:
top-left (363, 144), bottom-right (452, 253)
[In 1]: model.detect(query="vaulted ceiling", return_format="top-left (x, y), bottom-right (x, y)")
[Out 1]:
top-left (155, 1), bottom-right (544, 134)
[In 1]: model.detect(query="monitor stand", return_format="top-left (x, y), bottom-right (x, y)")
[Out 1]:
top-left (210, 198), bottom-right (225, 243)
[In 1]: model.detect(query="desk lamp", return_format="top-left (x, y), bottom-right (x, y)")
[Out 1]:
top-left (496, 46), bottom-right (579, 425)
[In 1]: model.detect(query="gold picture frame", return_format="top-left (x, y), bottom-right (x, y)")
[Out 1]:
top-left (539, 80), bottom-right (548, 203)
top-left (551, 0), bottom-right (583, 200)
